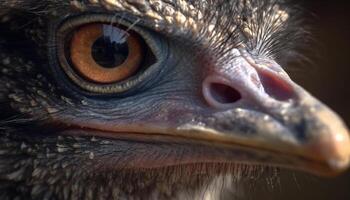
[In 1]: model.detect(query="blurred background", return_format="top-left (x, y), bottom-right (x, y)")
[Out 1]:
top-left (251, 1), bottom-right (350, 199)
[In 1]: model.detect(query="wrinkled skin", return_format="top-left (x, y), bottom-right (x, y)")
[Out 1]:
top-left (0, 0), bottom-right (349, 199)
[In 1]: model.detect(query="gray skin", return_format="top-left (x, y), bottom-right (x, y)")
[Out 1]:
top-left (0, 0), bottom-right (350, 199)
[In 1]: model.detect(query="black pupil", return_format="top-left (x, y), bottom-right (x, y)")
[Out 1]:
top-left (91, 35), bottom-right (129, 68)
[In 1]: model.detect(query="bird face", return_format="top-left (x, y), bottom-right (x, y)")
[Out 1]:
top-left (0, 0), bottom-right (350, 198)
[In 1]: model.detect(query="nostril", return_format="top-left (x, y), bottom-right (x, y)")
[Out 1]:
top-left (203, 80), bottom-right (242, 107)
top-left (259, 70), bottom-right (295, 101)
top-left (209, 83), bottom-right (242, 104)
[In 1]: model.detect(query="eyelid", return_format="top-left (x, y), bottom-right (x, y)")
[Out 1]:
top-left (48, 13), bottom-right (168, 96)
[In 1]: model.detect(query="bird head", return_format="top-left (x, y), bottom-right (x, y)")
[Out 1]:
top-left (0, 0), bottom-right (349, 198)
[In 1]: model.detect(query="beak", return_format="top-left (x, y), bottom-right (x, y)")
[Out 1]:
top-left (183, 51), bottom-right (350, 176)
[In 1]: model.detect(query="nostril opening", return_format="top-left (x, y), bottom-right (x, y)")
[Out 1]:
top-left (209, 83), bottom-right (242, 104)
top-left (259, 71), bottom-right (295, 101)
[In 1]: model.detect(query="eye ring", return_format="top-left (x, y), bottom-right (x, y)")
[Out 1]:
top-left (70, 23), bottom-right (143, 83)
top-left (50, 14), bottom-right (167, 95)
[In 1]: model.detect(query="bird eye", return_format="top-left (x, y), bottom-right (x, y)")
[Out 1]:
top-left (51, 14), bottom-right (163, 95)
top-left (70, 23), bottom-right (143, 84)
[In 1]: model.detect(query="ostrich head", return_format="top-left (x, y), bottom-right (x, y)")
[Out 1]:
top-left (0, 0), bottom-right (349, 199)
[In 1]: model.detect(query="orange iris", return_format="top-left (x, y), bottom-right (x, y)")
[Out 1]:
top-left (70, 23), bottom-right (143, 83)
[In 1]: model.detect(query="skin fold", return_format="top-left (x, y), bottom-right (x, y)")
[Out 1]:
top-left (0, 0), bottom-right (349, 199)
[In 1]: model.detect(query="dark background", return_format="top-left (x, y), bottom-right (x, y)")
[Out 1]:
top-left (252, 1), bottom-right (350, 200)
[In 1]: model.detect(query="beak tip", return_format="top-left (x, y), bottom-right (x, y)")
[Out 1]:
top-left (328, 131), bottom-right (350, 173)
top-left (306, 105), bottom-right (350, 175)
top-left (307, 126), bottom-right (350, 175)
top-left (326, 127), bottom-right (350, 173)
